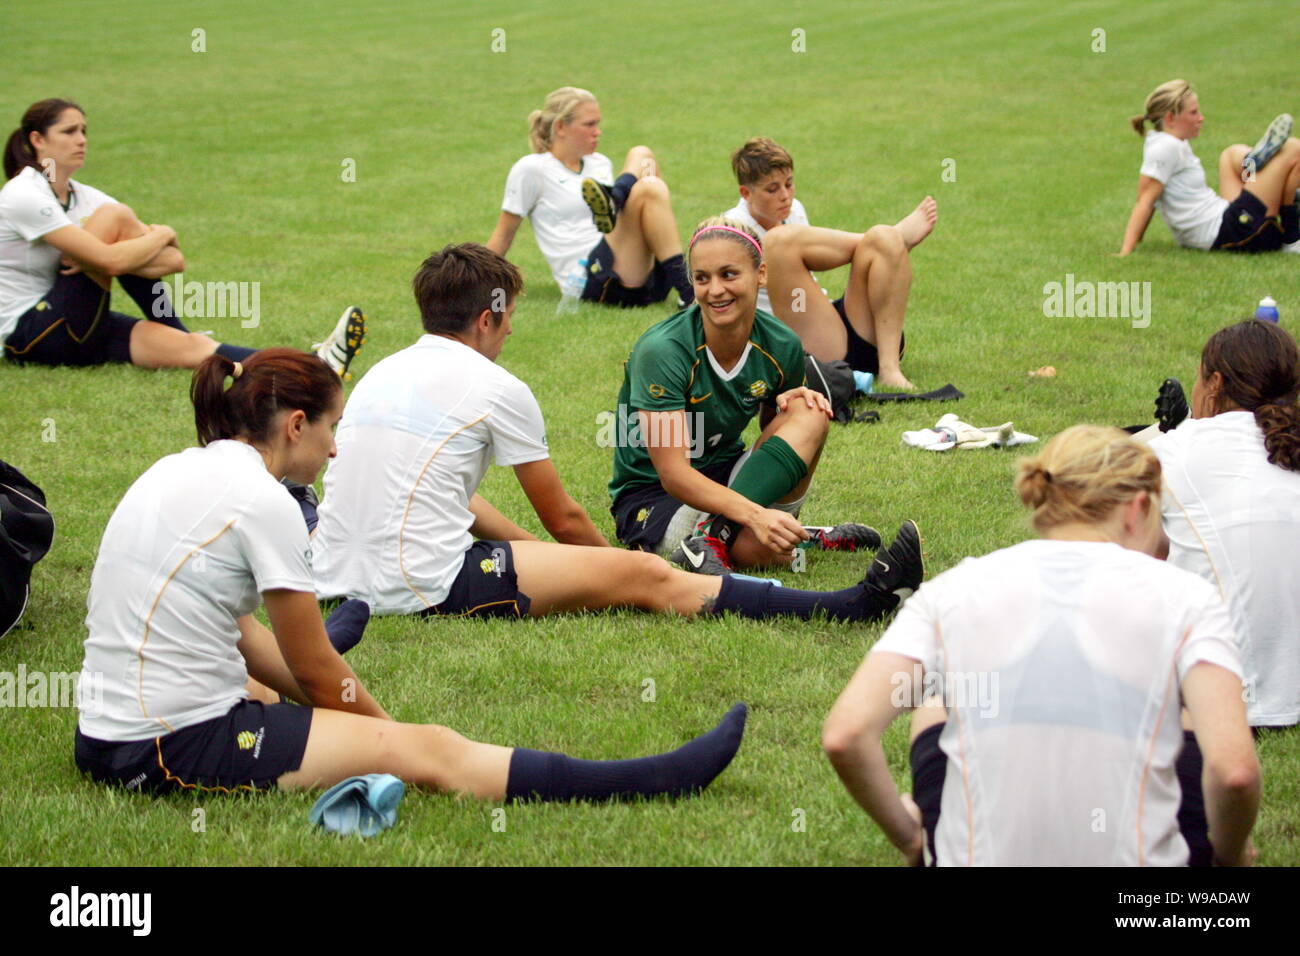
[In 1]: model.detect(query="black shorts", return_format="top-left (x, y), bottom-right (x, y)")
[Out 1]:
top-left (581, 238), bottom-right (676, 308)
top-left (1212, 189), bottom-right (1284, 252)
top-left (74, 698), bottom-right (314, 795)
top-left (909, 724), bottom-right (1211, 866)
top-left (610, 453), bottom-right (743, 552)
top-left (832, 296), bottom-right (906, 375)
top-left (419, 540), bottom-right (532, 618)
top-left (4, 271), bottom-right (137, 366)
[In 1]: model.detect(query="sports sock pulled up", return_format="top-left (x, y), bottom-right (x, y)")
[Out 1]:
top-left (505, 702), bottom-right (746, 803)
top-left (215, 343), bottom-right (257, 361)
top-left (707, 436), bottom-right (807, 548)
top-left (710, 574), bottom-right (898, 622)
top-left (324, 598), bottom-right (370, 655)
top-left (117, 274), bottom-right (189, 332)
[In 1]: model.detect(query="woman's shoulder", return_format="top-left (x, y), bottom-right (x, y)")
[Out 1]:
top-left (632, 306), bottom-right (702, 354)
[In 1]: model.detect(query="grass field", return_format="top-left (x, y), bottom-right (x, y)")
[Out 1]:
top-left (2, 0), bottom-right (1297, 867)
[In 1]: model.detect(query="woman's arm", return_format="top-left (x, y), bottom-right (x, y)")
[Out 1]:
top-left (236, 614), bottom-right (309, 703)
top-left (261, 589), bottom-right (390, 720)
top-left (1117, 176), bottom-right (1164, 255)
top-left (822, 650), bottom-right (926, 864)
top-left (642, 410), bottom-right (804, 553)
top-left (1182, 661), bottom-right (1260, 865)
top-left (41, 221), bottom-right (177, 277)
top-left (486, 211), bottom-right (524, 257)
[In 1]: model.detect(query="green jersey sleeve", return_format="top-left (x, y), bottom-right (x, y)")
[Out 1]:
top-left (627, 334), bottom-right (692, 412)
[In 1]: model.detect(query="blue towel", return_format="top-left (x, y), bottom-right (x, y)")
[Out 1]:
top-left (309, 773), bottom-right (405, 836)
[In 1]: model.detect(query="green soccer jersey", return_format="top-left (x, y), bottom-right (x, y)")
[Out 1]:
top-left (607, 304), bottom-right (806, 503)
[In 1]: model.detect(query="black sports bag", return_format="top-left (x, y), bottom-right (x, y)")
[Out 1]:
top-left (0, 459), bottom-right (55, 638)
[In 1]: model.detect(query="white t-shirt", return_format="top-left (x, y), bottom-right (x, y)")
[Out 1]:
top-left (502, 151), bottom-right (613, 287)
top-left (722, 197), bottom-right (810, 315)
top-left (872, 538), bottom-right (1242, 867)
top-left (1139, 131), bottom-right (1227, 250)
top-left (79, 441), bottom-right (315, 742)
top-left (1151, 412), bottom-right (1300, 726)
top-left (311, 335), bottom-right (551, 614)
top-left (0, 166), bottom-right (117, 340)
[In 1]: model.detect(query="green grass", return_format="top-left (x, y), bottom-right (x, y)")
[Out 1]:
top-left (1, 0), bottom-right (1298, 866)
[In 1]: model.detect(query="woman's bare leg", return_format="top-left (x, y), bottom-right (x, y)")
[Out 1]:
top-left (279, 709), bottom-right (513, 798)
top-left (1219, 138), bottom-right (1300, 213)
top-left (893, 196), bottom-right (938, 250)
top-left (128, 319), bottom-right (219, 369)
top-left (605, 147), bottom-right (685, 288)
top-left (843, 225), bottom-right (914, 390)
top-left (510, 542), bottom-right (722, 615)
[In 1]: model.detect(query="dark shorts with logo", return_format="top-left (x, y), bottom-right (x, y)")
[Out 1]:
top-left (418, 540), bottom-right (532, 618)
top-left (611, 453), bottom-right (744, 552)
top-left (1212, 189), bottom-right (1284, 252)
top-left (4, 271), bottom-right (137, 366)
top-left (909, 724), bottom-right (1211, 866)
top-left (74, 699), bottom-right (314, 795)
top-left (831, 296), bottom-right (906, 375)
top-left (581, 238), bottom-right (676, 308)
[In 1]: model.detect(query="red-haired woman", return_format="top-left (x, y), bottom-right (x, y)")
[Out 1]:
top-left (75, 348), bottom-right (745, 803)
top-left (1, 99), bottom-right (364, 372)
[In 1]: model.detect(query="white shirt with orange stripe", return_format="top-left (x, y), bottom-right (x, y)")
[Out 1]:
top-left (872, 538), bottom-right (1242, 867)
top-left (78, 440), bottom-right (314, 741)
top-left (310, 335), bottom-right (550, 614)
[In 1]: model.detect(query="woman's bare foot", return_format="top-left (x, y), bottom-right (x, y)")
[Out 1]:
top-left (876, 369), bottom-right (917, 390)
top-left (894, 196), bottom-right (938, 250)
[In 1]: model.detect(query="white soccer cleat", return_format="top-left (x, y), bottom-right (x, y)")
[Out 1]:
top-left (315, 306), bottom-right (367, 379)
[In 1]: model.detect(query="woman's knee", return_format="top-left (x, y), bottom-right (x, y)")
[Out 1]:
top-left (775, 397), bottom-right (830, 445)
top-left (762, 223), bottom-right (804, 261)
top-left (629, 174), bottom-right (669, 203)
top-left (626, 145), bottom-right (657, 175)
top-left (862, 224), bottom-right (905, 258)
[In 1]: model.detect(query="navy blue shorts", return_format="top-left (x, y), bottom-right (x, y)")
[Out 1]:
top-left (610, 453), bottom-right (743, 552)
top-left (581, 238), bottom-right (675, 308)
top-left (74, 698), bottom-right (314, 795)
top-left (832, 296), bottom-right (906, 375)
top-left (419, 540), bottom-right (532, 618)
top-left (909, 723), bottom-right (1210, 866)
top-left (1212, 188), bottom-right (1284, 252)
top-left (4, 271), bottom-right (137, 366)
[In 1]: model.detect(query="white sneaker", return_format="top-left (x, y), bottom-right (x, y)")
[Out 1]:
top-left (314, 306), bottom-right (366, 379)
top-left (1284, 240), bottom-right (1300, 254)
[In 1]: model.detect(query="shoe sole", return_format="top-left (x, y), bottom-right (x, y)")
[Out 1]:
top-left (1155, 377), bottom-right (1188, 433)
top-left (334, 306), bottom-right (367, 379)
top-left (1243, 114), bottom-right (1294, 177)
top-left (582, 179), bottom-right (617, 234)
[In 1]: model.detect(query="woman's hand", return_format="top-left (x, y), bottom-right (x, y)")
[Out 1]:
top-left (776, 386), bottom-right (833, 418)
top-left (898, 793), bottom-right (926, 866)
top-left (58, 255), bottom-right (83, 276)
top-left (148, 223), bottom-right (177, 245)
top-left (745, 505), bottom-right (808, 554)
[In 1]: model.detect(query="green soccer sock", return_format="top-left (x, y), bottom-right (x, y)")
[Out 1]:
top-left (706, 436), bottom-right (808, 548)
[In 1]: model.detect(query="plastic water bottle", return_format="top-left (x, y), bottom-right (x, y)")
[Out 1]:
top-left (556, 258), bottom-right (588, 315)
top-left (1255, 296), bottom-right (1279, 323)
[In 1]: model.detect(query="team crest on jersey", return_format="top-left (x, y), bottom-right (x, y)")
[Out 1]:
top-left (748, 380), bottom-right (769, 399)
top-left (647, 384), bottom-right (666, 398)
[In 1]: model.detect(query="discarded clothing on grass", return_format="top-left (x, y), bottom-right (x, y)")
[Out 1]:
top-left (902, 413), bottom-right (1038, 452)
top-left (309, 773), bottom-right (405, 836)
top-left (863, 384), bottom-right (964, 403)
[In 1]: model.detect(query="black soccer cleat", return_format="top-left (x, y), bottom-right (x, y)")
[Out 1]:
top-left (852, 520), bottom-right (924, 619)
top-left (1155, 377), bottom-right (1189, 433)
top-left (804, 523), bottom-right (883, 552)
top-left (582, 178), bottom-right (619, 233)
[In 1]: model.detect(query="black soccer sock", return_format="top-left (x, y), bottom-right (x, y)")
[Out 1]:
top-left (610, 171), bottom-right (637, 210)
top-left (505, 702), bottom-right (747, 803)
top-left (1281, 204), bottom-right (1299, 244)
top-left (324, 599), bottom-right (370, 655)
top-left (215, 343), bottom-right (257, 361)
top-left (710, 574), bottom-right (898, 622)
top-left (117, 274), bottom-right (188, 332)
top-left (660, 253), bottom-right (694, 304)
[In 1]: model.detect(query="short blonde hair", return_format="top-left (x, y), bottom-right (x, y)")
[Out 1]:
top-left (1015, 425), bottom-right (1161, 533)
top-left (1131, 79), bottom-right (1195, 136)
top-left (527, 86), bottom-right (597, 153)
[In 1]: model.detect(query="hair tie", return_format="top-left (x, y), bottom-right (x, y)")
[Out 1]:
top-left (231, 361), bottom-right (243, 380)
top-left (689, 225), bottom-right (763, 260)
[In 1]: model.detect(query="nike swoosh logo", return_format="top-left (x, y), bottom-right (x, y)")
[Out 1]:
top-left (683, 544), bottom-right (705, 568)
top-left (689, 393), bottom-right (712, 404)
top-left (875, 560), bottom-right (890, 574)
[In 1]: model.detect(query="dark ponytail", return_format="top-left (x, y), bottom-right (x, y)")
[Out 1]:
top-left (4, 98), bottom-right (83, 180)
top-left (1201, 320), bottom-right (1300, 472)
top-left (190, 347), bottom-right (342, 448)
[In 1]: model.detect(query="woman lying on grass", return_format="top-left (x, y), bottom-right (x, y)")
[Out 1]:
top-left (1, 98), bottom-right (364, 374)
top-left (823, 425), bottom-right (1259, 866)
top-left (74, 347), bottom-right (745, 803)
top-left (1118, 79), bottom-right (1299, 255)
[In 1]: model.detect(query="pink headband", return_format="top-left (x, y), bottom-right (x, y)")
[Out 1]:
top-left (689, 225), bottom-right (763, 260)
